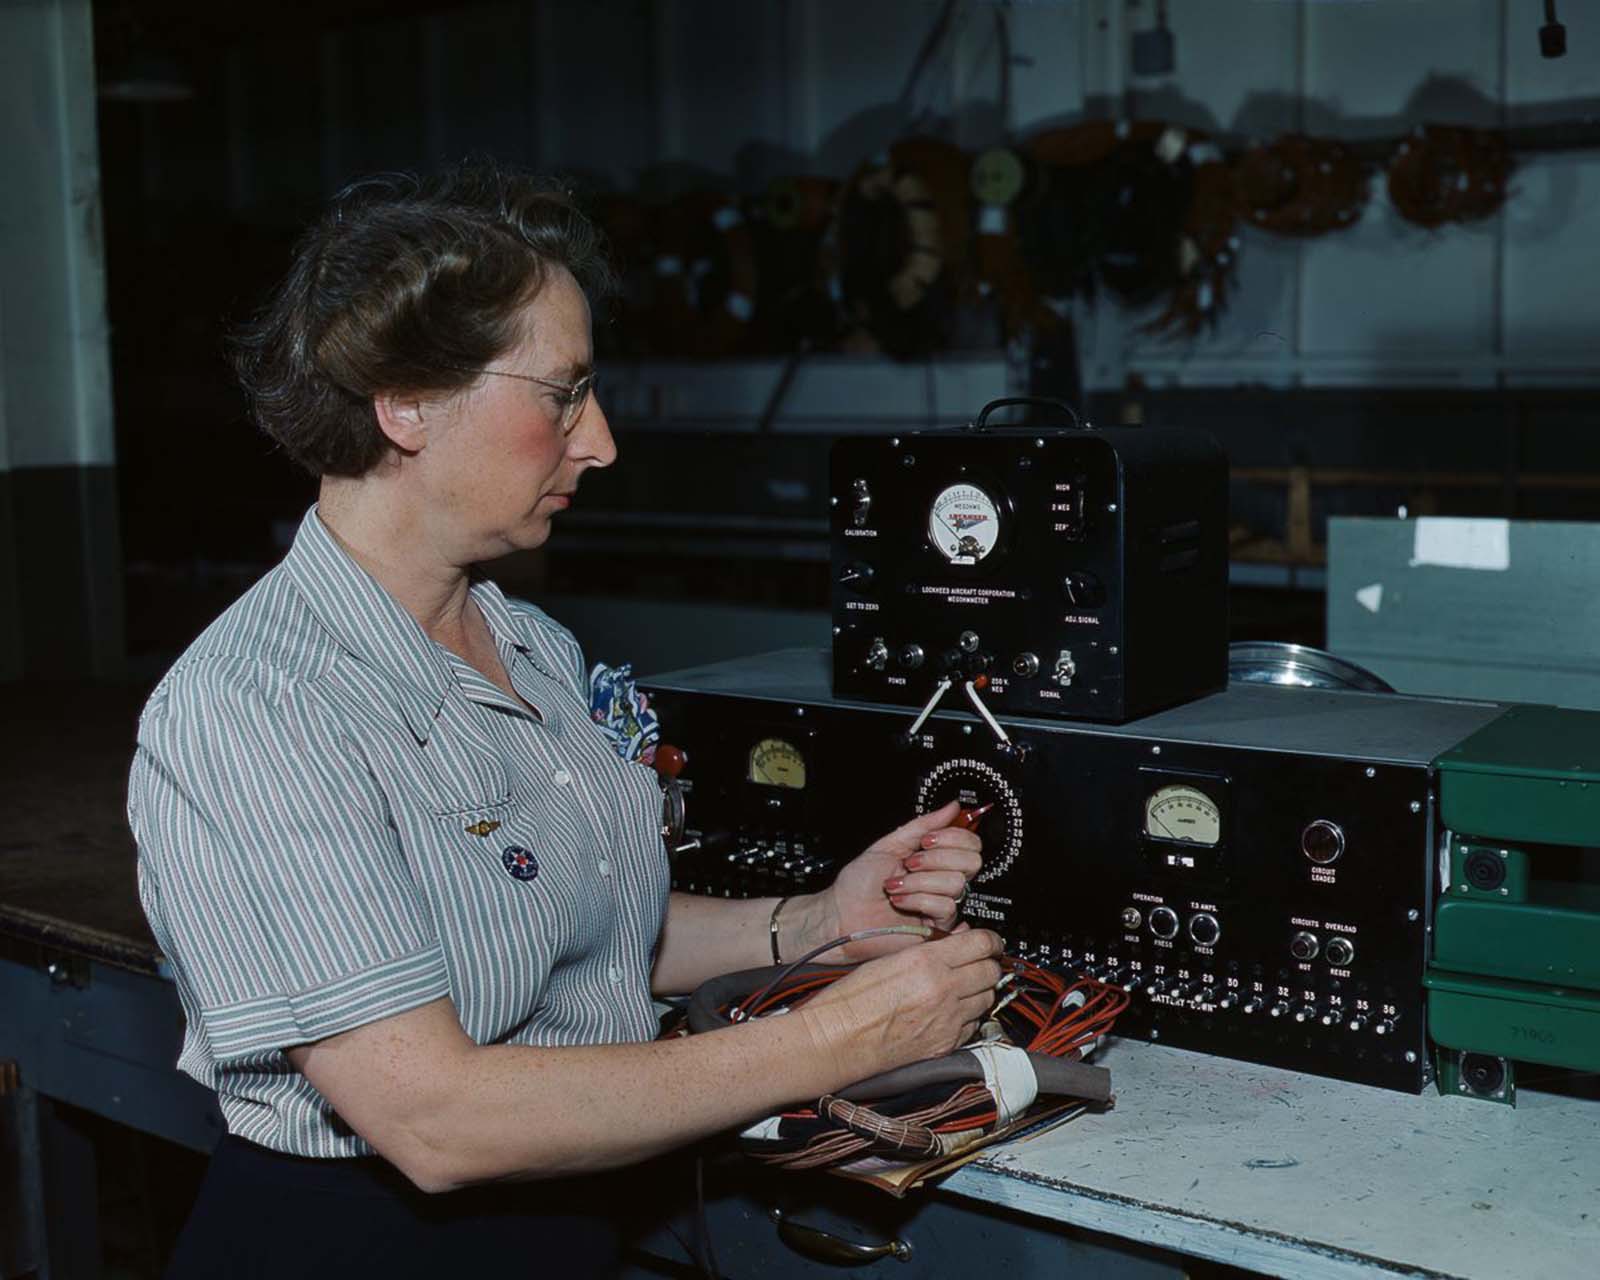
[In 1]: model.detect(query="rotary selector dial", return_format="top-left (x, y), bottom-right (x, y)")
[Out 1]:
top-left (914, 757), bottom-right (1024, 884)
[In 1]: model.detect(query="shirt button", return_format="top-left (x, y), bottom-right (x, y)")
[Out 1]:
top-left (553, 769), bottom-right (571, 786)
top-left (597, 859), bottom-right (611, 877)
top-left (608, 965), bottom-right (622, 984)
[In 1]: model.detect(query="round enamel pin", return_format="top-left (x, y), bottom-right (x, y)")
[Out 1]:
top-left (501, 846), bottom-right (539, 881)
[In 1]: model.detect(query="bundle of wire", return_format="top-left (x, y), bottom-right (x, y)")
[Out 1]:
top-left (670, 926), bottom-right (1127, 1171)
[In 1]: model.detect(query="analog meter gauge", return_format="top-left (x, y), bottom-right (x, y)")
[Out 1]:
top-left (1144, 784), bottom-right (1221, 846)
top-left (748, 737), bottom-right (806, 789)
top-left (928, 483), bottom-right (1002, 565)
top-left (915, 757), bottom-right (1023, 883)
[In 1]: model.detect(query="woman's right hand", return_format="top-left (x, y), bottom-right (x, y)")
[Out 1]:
top-left (796, 927), bottom-right (1005, 1084)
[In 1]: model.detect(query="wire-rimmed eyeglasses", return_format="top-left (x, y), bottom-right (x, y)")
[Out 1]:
top-left (439, 365), bottom-right (599, 434)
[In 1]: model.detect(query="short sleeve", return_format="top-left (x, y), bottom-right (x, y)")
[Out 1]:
top-left (129, 658), bottom-right (450, 1064)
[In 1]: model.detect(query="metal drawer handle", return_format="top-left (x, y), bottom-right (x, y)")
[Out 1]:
top-left (770, 1208), bottom-right (912, 1264)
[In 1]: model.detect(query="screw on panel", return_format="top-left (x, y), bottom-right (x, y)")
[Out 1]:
top-left (1150, 1029), bottom-right (1160, 1040)
top-left (1410, 801), bottom-right (1421, 813)
top-left (963, 724), bottom-right (973, 735)
top-left (891, 438), bottom-right (901, 447)
top-left (1107, 503), bottom-right (1119, 512)
top-left (1109, 646), bottom-right (1120, 655)
top-left (1405, 1052), bottom-right (1418, 1064)
top-left (1407, 909), bottom-right (1420, 922)
top-left (832, 626), bottom-right (841, 636)
top-left (795, 707), bottom-right (806, 717)
top-left (830, 496), bottom-right (839, 506)
top-left (1365, 767), bottom-right (1376, 779)
top-left (1151, 745), bottom-right (1162, 755)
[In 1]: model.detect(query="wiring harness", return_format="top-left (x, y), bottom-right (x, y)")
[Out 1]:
top-left (665, 928), bottom-right (1127, 1171)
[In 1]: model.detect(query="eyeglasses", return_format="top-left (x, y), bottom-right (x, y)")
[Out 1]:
top-left (441, 365), bottom-right (599, 434)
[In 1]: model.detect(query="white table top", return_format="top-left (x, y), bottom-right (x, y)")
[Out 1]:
top-left (945, 1039), bottom-right (1598, 1279)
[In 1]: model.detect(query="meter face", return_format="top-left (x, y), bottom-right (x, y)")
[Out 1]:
top-left (1144, 784), bottom-right (1222, 846)
top-left (928, 483), bottom-right (1002, 565)
top-left (748, 737), bottom-right (806, 789)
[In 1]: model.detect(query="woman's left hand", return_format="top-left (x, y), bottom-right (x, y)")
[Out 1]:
top-left (810, 800), bottom-right (983, 962)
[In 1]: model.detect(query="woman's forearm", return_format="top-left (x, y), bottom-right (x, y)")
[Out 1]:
top-left (649, 890), bottom-right (841, 996)
top-left (414, 1008), bottom-right (851, 1188)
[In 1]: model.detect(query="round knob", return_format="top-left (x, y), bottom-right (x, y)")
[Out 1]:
top-left (1217, 992), bottom-right (1238, 1010)
top-left (652, 743), bottom-right (688, 780)
top-left (1325, 936), bottom-right (1356, 967)
top-left (1290, 931), bottom-right (1321, 962)
top-left (1302, 819), bottom-right (1346, 865)
top-left (1268, 1001), bottom-right (1291, 1019)
top-left (1012, 651), bottom-right (1041, 678)
top-left (1119, 906), bottom-right (1143, 932)
top-left (897, 644), bottom-right (925, 670)
top-left (1293, 1004), bottom-right (1318, 1024)
top-left (1346, 1014), bottom-right (1368, 1033)
top-left (1149, 906), bottom-right (1180, 940)
top-left (1374, 1018), bottom-right (1396, 1037)
top-left (1061, 571), bottom-right (1105, 607)
top-left (1242, 997), bottom-right (1265, 1014)
top-left (1187, 912), bottom-right (1221, 947)
top-left (1320, 1009), bottom-right (1343, 1027)
top-left (837, 561), bottom-right (875, 589)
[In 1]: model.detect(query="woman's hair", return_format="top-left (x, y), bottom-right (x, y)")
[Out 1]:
top-left (231, 160), bottom-right (616, 477)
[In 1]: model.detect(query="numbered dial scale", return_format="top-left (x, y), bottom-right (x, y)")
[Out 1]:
top-left (914, 756), bottom-right (1024, 883)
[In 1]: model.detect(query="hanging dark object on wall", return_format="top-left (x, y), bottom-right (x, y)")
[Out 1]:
top-left (1094, 130), bottom-right (1194, 307)
top-left (968, 146), bottom-right (1044, 339)
top-left (648, 191), bottom-right (760, 358)
top-left (1540, 0), bottom-right (1567, 57)
top-left (751, 176), bottom-right (843, 353)
top-left (1386, 125), bottom-right (1513, 229)
top-left (1235, 134), bottom-right (1369, 235)
top-left (1143, 132), bottom-right (1241, 339)
top-left (833, 137), bottom-right (970, 359)
top-left (1015, 121), bottom-right (1122, 304)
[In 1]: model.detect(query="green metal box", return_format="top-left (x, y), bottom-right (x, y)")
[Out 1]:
top-left (1435, 704), bottom-right (1600, 847)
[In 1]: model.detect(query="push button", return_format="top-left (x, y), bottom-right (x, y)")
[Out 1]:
top-left (608, 965), bottom-right (622, 984)
top-left (598, 859), bottom-right (612, 877)
top-left (553, 769), bottom-right (572, 786)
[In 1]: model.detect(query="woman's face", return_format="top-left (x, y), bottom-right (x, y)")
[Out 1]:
top-left (418, 267), bottom-right (615, 560)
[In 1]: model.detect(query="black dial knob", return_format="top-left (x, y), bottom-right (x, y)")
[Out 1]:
top-left (837, 561), bottom-right (875, 590)
top-left (1061, 571), bottom-right (1105, 608)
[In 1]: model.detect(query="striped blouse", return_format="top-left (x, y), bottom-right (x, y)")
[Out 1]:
top-left (128, 506), bottom-right (669, 1157)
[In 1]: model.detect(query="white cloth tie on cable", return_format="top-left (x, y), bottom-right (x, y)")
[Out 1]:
top-left (966, 1042), bottom-right (1039, 1128)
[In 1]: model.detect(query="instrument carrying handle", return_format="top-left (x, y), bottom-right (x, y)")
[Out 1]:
top-left (971, 396), bottom-right (1084, 432)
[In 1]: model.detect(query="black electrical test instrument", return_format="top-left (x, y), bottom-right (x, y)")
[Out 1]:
top-left (830, 398), bottom-right (1229, 725)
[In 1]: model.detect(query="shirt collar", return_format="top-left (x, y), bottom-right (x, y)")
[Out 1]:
top-left (281, 506), bottom-right (456, 744)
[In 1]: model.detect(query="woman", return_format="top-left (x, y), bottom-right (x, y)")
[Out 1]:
top-left (128, 162), bottom-right (1001, 1277)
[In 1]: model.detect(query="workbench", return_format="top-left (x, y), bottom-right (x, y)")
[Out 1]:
top-left (2, 684), bottom-right (1596, 1278)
